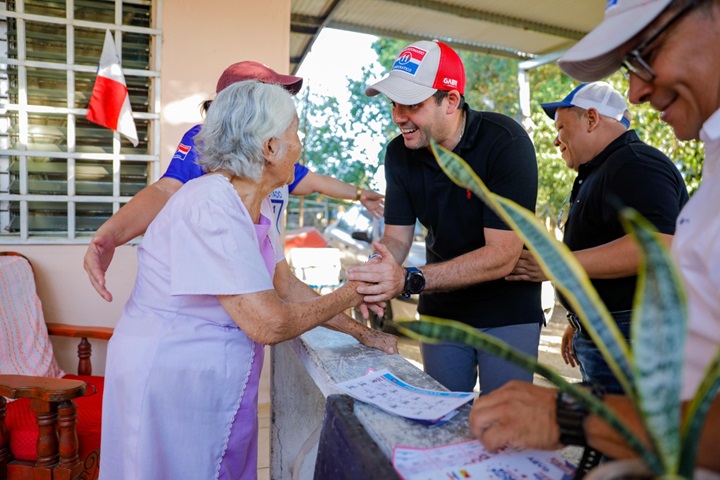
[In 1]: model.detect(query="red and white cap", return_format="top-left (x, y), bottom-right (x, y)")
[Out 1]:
top-left (365, 40), bottom-right (465, 105)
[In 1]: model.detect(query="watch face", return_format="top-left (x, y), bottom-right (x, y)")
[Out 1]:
top-left (406, 270), bottom-right (425, 294)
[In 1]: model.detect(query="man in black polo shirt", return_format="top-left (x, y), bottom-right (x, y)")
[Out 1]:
top-left (347, 40), bottom-right (544, 395)
top-left (507, 81), bottom-right (689, 394)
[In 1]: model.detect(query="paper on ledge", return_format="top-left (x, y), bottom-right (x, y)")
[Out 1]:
top-left (334, 368), bottom-right (477, 422)
top-left (392, 440), bottom-right (576, 480)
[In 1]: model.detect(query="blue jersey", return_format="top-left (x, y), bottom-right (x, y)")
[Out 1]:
top-left (163, 125), bottom-right (309, 192)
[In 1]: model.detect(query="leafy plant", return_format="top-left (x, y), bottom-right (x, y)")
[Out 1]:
top-left (394, 142), bottom-right (720, 478)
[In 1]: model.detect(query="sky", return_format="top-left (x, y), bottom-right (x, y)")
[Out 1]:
top-left (296, 28), bottom-right (380, 103)
top-left (295, 28), bottom-right (389, 189)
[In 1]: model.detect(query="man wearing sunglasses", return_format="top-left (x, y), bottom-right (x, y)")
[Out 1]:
top-left (468, 0), bottom-right (720, 473)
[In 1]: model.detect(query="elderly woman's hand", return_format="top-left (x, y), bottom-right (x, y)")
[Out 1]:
top-left (357, 328), bottom-right (398, 355)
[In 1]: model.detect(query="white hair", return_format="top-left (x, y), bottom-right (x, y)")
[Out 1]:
top-left (195, 80), bottom-right (297, 180)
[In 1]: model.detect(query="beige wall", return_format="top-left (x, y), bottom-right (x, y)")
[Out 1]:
top-left (4, 0), bottom-right (292, 385)
top-left (160, 0), bottom-right (292, 174)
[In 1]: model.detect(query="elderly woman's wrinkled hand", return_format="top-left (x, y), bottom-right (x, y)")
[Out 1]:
top-left (358, 328), bottom-right (398, 355)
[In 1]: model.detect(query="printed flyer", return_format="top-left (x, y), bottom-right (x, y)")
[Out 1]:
top-left (393, 440), bottom-right (576, 480)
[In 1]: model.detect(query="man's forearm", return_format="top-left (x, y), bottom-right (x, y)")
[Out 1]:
top-left (421, 247), bottom-right (514, 292)
top-left (586, 394), bottom-right (720, 472)
top-left (292, 171), bottom-right (356, 199)
top-left (378, 236), bottom-right (411, 265)
top-left (574, 234), bottom-right (673, 280)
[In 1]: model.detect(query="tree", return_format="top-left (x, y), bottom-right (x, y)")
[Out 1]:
top-left (297, 86), bottom-right (362, 186)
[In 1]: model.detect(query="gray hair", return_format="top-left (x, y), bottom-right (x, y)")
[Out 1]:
top-left (195, 80), bottom-right (297, 180)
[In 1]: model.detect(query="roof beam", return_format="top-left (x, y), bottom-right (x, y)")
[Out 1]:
top-left (326, 21), bottom-right (536, 59)
top-left (382, 0), bottom-right (587, 40)
top-left (290, 0), bottom-right (348, 71)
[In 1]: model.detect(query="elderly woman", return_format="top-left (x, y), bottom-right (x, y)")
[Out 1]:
top-left (99, 80), bottom-right (383, 479)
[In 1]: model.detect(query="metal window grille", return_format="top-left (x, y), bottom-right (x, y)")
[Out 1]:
top-left (0, 0), bottom-right (161, 243)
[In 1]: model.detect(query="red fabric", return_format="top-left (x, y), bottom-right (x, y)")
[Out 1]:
top-left (4, 374), bottom-right (104, 462)
top-left (283, 227), bottom-right (328, 254)
top-left (86, 75), bottom-right (126, 130)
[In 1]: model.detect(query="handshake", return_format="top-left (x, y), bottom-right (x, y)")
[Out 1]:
top-left (345, 242), bottom-right (425, 320)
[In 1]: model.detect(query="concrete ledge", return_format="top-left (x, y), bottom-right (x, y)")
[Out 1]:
top-left (271, 326), bottom-right (474, 479)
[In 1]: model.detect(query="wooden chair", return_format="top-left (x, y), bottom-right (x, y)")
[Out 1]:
top-left (0, 252), bottom-right (113, 480)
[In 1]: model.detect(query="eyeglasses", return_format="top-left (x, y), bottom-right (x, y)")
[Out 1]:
top-left (621, 0), bottom-right (699, 82)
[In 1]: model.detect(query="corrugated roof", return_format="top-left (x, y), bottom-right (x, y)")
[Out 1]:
top-left (290, 0), bottom-right (606, 72)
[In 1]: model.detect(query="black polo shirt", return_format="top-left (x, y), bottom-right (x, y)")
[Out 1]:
top-left (384, 106), bottom-right (543, 328)
top-left (562, 129), bottom-right (689, 312)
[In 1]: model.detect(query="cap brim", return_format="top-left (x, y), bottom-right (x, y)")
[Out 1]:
top-left (365, 76), bottom-right (436, 105)
top-left (559, 0), bottom-right (671, 82)
top-left (278, 76), bottom-right (303, 95)
top-left (540, 101), bottom-right (575, 121)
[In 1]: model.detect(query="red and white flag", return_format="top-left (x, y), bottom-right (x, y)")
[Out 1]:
top-left (87, 29), bottom-right (138, 146)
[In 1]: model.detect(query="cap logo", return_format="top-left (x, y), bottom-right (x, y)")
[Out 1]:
top-left (392, 46), bottom-right (427, 76)
top-left (443, 78), bottom-right (458, 88)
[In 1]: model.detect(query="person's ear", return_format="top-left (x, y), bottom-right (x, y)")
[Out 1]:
top-left (445, 90), bottom-right (462, 114)
top-left (263, 137), bottom-right (278, 166)
top-left (586, 108), bottom-right (601, 132)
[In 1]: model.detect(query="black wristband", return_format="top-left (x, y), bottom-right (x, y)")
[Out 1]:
top-left (556, 392), bottom-right (588, 446)
top-left (555, 383), bottom-right (605, 447)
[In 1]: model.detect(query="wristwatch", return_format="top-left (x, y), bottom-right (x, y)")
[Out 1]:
top-left (555, 383), bottom-right (604, 446)
top-left (402, 267), bottom-right (425, 299)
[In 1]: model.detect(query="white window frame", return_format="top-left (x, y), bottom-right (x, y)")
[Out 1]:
top-left (0, 0), bottom-right (162, 244)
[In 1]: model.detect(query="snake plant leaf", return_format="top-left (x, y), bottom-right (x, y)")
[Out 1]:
top-left (620, 208), bottom-right (686, 474)
top-left (679, 348), bottom-right (720, 476)
top-left (394, 316), bottom-right (662, 474)
top-left (430, 141), bottom-right (635, 398)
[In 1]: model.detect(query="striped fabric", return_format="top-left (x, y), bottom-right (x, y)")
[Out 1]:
top-left (0, 255), bottom-right (64, 378)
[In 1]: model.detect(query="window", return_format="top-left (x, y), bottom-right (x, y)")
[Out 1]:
top-left (0, 0), bottom-right (161, 243)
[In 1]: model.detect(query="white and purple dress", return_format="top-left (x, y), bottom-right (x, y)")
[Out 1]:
top-left (100, 174), bottom-right (283, 480)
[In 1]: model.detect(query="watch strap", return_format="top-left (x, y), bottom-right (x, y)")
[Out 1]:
top-left (555, 383), bottom-right (605, 447)
top-left (556, 395), bottom-right (588, 446)
top-left (402, 267), bottom-right (422, 298)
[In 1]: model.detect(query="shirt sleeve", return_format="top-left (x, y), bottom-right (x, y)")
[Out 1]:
top-left (162, 125), bottom-right (206, 184)
top-left (288, 163), bottom-right (310, 193)
top-left (606, 158), bottom-right (686, 235)
top-left (169, 192), bottom-right (274, 295)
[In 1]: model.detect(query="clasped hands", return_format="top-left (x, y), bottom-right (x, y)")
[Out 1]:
top-left (346, 242), bottom-right (406, 319)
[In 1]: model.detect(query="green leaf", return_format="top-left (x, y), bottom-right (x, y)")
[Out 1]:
top-left (430, 141), bottom-right (636, 398)
top-left (394, 317), bottom-right (662, 473)
top-left (679, 347), bottom-right (720, 476)
top-left (620, 208), bottom-right (687, 473)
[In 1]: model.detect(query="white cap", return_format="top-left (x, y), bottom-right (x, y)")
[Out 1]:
top-left (540, 82), bottom-right (632, 128)
top-left (558, 0), bottom-right (673, 81)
